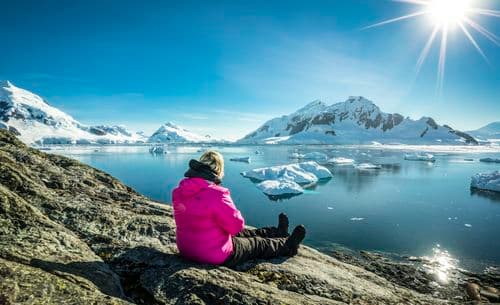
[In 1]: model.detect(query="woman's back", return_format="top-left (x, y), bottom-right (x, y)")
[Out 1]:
top-left (172, 176), bottom-right (244, 264)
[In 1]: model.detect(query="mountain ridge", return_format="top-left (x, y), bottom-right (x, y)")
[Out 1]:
top-left (238, 96), bottom-right (478, 145)
top-left (0, 81), bottom-right (219, 145)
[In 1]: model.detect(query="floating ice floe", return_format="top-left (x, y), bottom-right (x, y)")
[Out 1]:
top-left (230, 156), bottom-right (251, 163)
top-left (350, 217), bottom-right (365, 221)
top-left (355, 163), bottom-right (382, 170)
top-left (256, 180), bottom-right (303, 196)
top-left (242, 161), bottom-right (332, 197)
top-left (289, 152), bottom-right (304, 159)
top-left (471, 171), bottom-right (500, 193)
top-left (479, 157), bottom-right (500, 163)
top-left (327, 207), bottom-right (334, 210)
top-left (302, 152), bottom-right (329, 162)
top-left (289, 151), bottom-right (328, 162)
top-left (242, 161), bottom-right (332, 184)
top-left (327, 157), bottom-right (355, 165)
top-left (404, 153), bottom-right (436, 162)
top-left (464, 224), bottom-right (472, 228)
top-left (255, 150), bottom-right (262, 155)
top-left (149, 146), bottom-right (169, 154)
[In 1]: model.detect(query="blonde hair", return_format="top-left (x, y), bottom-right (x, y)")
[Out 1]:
top-left (199, 150), bottom-right (224, 178)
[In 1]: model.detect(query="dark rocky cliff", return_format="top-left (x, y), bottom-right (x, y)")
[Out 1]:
top-left (0, 129), bottom-right (496, 304)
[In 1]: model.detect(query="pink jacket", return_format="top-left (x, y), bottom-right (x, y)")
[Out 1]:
top-left (172, 177), bottom-right (245, 264)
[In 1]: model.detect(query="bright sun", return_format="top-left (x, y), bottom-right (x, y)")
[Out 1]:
top-left (427, 0), bottom-right (471, 26)
top-left (363, 0), bottom-right (499, 92)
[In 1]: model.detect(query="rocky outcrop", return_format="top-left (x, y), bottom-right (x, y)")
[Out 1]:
top-left (0, 129), bottom-right (495, 304)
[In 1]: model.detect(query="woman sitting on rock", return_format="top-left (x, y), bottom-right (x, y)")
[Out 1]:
top-left (172, 150), bottom-right (306, 268)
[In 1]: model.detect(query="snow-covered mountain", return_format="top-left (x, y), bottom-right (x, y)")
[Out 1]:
top-left (148, 122), bottom-right (216, 143)
top-left (0, 80), bottom-right (146, 145)
top-left (238, 96), bottom-right (478, 145)
top-left (468, 122), bottom-right (500, 142)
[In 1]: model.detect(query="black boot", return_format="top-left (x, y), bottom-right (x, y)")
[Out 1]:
top-left (284, 225), bottom-right (306, 256)
top-left (277, 213), bottom-right (289, 237)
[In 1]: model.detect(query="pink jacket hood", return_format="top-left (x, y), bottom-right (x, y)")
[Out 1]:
top-left (172, 177), bottom-right (245, 265)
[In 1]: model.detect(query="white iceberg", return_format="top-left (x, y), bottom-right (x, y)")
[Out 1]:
top-left (479, 157), bottom-right (500, 163)
top-left (471, 171), bottom-right (500, 193)
top-left (350, 217), bottom-right (365, 221)
top-left (289, 151), bottom-right (328, 162)
top-left (256, 180), bottom-right (303, 196)
top-left (242, 161), bottom-right (332, 184)
top-left (328, 157), bottom-right (355, 165)
top-left (355, 163), bottom-right (382, 170)
top-left (149, 146), bottom-right (169, 154)
top-left (303, 152), bottom-right (328, 162)
top-left (230, 156), bottom-right (251, 163)
top-left (289, 152), bottom-right (305, 159)
top-left (404, 153), bottom-right (436, 162)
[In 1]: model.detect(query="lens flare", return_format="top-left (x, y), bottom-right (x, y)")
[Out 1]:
top-left (364, 0), bottom-right (500, 92)
top-left (428, 0), bottom-right (471, 26)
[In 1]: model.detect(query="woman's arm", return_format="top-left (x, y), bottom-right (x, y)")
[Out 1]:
top-left (212, 191), bottom-right (245, 235)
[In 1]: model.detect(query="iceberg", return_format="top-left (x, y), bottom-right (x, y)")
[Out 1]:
top-left (289, 151), bottom-right (328, 162)
top-left (149, 146), bottom-right (169, 154)
top-left (289, 152), bottom-right (305, 159)
top-left (350, 217), bottom-right (365, 221)
top-left (471, 171), bottom-right (500, 193)
top-left (328, 157), bottom-right (355, 165)
top-left (242, 161), bottom-right (332, 184)
top-left (303, 152), bottom-right (329, 162)
top-left (242, 162), bottom-right (332, 198)
top-left (256, 180), bottom-right (303, 196)
top-left (404, 153), bottom-right (436, 162)
top-left (479, 157), bottom-right (500, 163)
top-left (230, 156), bottom-right (251, 163)
top-left (355, 163), bottom-right (382, 170)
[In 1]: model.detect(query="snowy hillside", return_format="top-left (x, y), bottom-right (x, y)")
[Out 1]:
top-left (238, 96), bottom-right (478, 145)
top-left (148, 122), bottom-right (216, 143)
top-left (468, 122), bottom-right (500, 142)
top-left (0, 80), bottom-right (146, 145)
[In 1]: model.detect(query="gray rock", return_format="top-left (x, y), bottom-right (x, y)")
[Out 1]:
top-left (0, 129), bottom-right (489, 304)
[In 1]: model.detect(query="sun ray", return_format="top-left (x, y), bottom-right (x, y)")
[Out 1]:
top-left (362, 11), bottom-right (427, 30)
top-left (458, 22), bottom-right (489, 63)
top-left (363, 0), bottom-right (499, 90)
top-left (464, 17), bottom-right (500, 46)
top-left (416, 25), bottom-right (440, 74)
top-left (437, 25), bottom-right (448, 93)
top-left (471, 8), bottom-right (500, 18)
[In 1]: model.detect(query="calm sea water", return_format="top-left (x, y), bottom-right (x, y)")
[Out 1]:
top-left (53, 145), bottom-right (500, 271)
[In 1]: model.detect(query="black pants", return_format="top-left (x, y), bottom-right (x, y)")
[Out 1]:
top-left (223, 227), bottom-right (288, 268)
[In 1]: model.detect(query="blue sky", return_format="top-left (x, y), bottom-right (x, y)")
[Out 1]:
top-left (1, 0), bottom-right (499, 140)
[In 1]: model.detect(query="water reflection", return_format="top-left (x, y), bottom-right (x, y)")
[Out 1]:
top-left (422, 246), bottom-right (459, 284)
top-left (471, 189), bottom-right (500, 203)
top-left (331, 163), bottom-right (402, 192)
